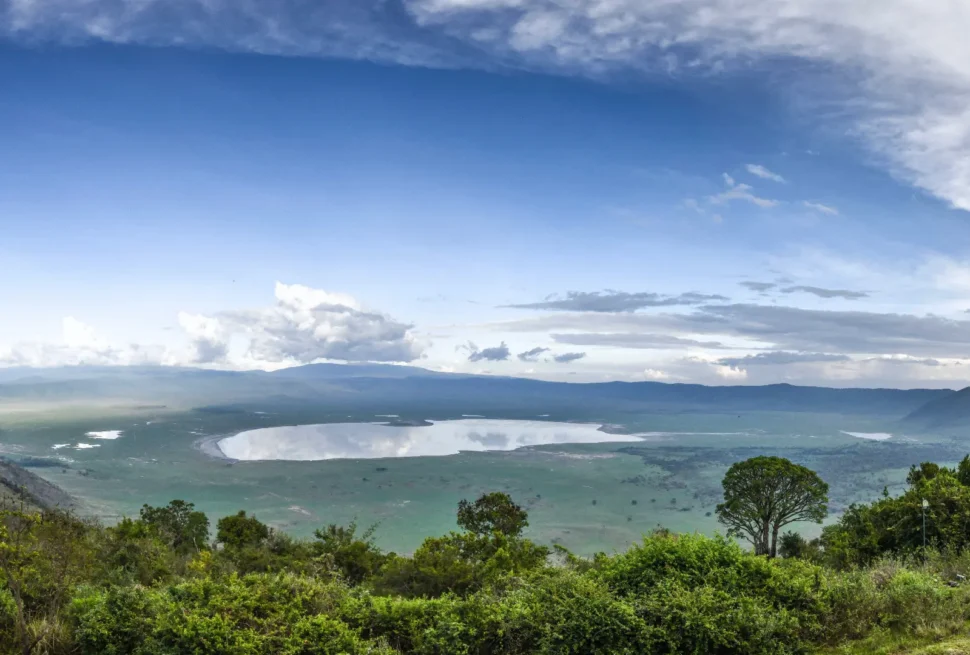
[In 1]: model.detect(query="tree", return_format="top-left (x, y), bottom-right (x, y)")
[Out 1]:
top-left (956, 455), bottom-right (970, 486)
top-left (313, 521), bottom-right (388, 584)
top-left (716, 456), bottom-right (828, 557)
top-left (907, 462), bottom-right (945, 486)
top-left (216, 511), bottom-right (269, 551)
top-left (456, 492), bottom-right (528, 537)
top-left (139, 500), bottom-right (210, 554)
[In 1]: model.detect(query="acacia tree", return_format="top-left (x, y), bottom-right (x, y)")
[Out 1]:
top-left (716, 456), bottom-right (828, 557)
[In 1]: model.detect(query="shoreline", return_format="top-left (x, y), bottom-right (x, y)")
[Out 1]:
top-left (194, 434), bottom-right (236, 462)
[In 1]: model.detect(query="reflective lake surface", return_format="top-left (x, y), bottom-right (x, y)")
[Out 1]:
top-left (217, 419), bottom-right (642, 461)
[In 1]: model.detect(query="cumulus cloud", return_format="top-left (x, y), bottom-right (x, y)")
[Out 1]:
top-left (680, 354), bottom-right (749, 380)
top-left (0, 283), bottom-right (423, 370)
top-left (517, 346), bottom-right (549, 361)
top-left (505, 290), bottom-right (727, 312)
top-left (803, 201), bottom-right (840, 215)
top-left (464, 341), bottom-right (511, 362)
top-left (0, 317), bottom-right (163, 367)
top-left (780, 285), bottom-right (868, 300)
top-left (218, 282), bottom-right (423, 364)
top-left (178, 313), bottom-right (229, 364)
top-left (642, 368), bottom-right (670, 380)
top-left (553, 351), bottom-right (586, 363)
top-left (745, 164), bottom-right (785, 183)
top-left (708, 174), bottom-right (779, 208)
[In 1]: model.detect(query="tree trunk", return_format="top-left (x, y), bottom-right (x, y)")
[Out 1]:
top-left (758, 521), bottom-right (771, 555)
top-left (770, 524), bottom-right (780, 558)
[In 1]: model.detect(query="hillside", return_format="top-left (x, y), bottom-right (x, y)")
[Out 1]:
top-left (0, 365), bottom-right (954, 418)
top-left (0, 457), bottom-right (76, 512)
top-left (903, 386), bottom-right (970, 429)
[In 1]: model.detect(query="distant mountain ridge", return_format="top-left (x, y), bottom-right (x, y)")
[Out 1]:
top-left (0, 364), bottom-right (957, 419)
top-left (903, 386), bottom-right (970, 429)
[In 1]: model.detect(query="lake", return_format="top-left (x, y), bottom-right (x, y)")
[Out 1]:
top-left (217, 419), bottom-right (643, 461)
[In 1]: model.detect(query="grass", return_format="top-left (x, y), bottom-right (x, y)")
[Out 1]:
top-left (820, 628), bottom-right (970, 655)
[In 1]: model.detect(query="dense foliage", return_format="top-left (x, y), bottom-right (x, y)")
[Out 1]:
top-left (4, 457), bottom-right (970, 654)
top-left (822, 454), bottom-right (970, 568)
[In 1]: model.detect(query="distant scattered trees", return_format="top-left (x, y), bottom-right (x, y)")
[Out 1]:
top-left (716, 456), bottom-right (829, 557)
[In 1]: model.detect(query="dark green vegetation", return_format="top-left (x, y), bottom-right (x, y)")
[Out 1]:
top-left (717, 456), bottom-right (829, 556)
top-left (6, 453), bottom-right (970, 655)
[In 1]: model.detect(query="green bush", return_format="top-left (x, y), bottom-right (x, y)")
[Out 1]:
top-left (14, 485), bottom-right (970, 655)
top-left (638, 581), bottom-right (803, 654)
top-left (374, 532), bottom-right (548, 599)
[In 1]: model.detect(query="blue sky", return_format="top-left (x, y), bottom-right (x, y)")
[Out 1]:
top-left (3, 1), bottom-right (970, 387)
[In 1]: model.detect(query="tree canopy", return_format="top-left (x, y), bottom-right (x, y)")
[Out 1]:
top-left (139, 500), bottom-right (210, 554)
top-left (716, 456), bottom-right (828, 557)
top-left (456, 491), bottom-right (529, 537)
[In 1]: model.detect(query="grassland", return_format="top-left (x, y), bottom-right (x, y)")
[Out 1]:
top-left (2, 400), bottom-right (967, 555)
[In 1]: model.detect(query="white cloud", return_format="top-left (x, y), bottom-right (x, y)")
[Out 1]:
top-left (6, 2), bottom-right (970, 210)
top-left (803, 201), bottom-right (839, 215)
top-left (745, 164), bottom-right (785, 183)
top-left (218, 282), bottom-right (424, 365)
top-left (714, 364), bottom-right (747, 380)
top-left (178, 312), bottom-right (229, 365)
top-left (0, 283), bottom-right (423, 370)
top-left (0, 317), bottom-right (163, 367)
top-left (642, 368), bottom-right (670, 380)
top-left (407, 0), bottom-right (970, 211)
top-left (709, 174), bottom-right (779, 208)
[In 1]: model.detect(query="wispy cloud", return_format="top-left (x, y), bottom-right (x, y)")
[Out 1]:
top-left (745, 164), bottom-right (785, 183)
top-left (739, 281), bottom-right (776, 292)
top-left (803, 201), bottom-right (840, 216)
top-left (517, 346), bottom-right (549, 362)
top-left (551, 333), bottom-right (727, 350)
top-left (717, 351), bottom-right (850, 367)
top-left (505, 290), bottom-right (728, 313)
top-left (709, 174), bottom-right (779, 208)
top-left (407, 0), bottom-right (970, 213)
top-left (553, 352), bottom-right (586, 363)
top-left (464, 341), bottom-right (510, 362)
top-left (3, 1), bottom-right (970, 213)
top-left (781, 285), bottom-right (868, 300)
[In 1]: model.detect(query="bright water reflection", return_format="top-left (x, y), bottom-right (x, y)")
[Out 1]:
top-left (217, 419), bottom-right (642, 461)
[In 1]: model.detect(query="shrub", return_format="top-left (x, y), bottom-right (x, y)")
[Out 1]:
top-left (374, 532), bottom-right (548, 599)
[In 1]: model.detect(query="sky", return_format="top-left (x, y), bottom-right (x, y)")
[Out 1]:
top-left (3, 1), bottom-right (970, 388)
